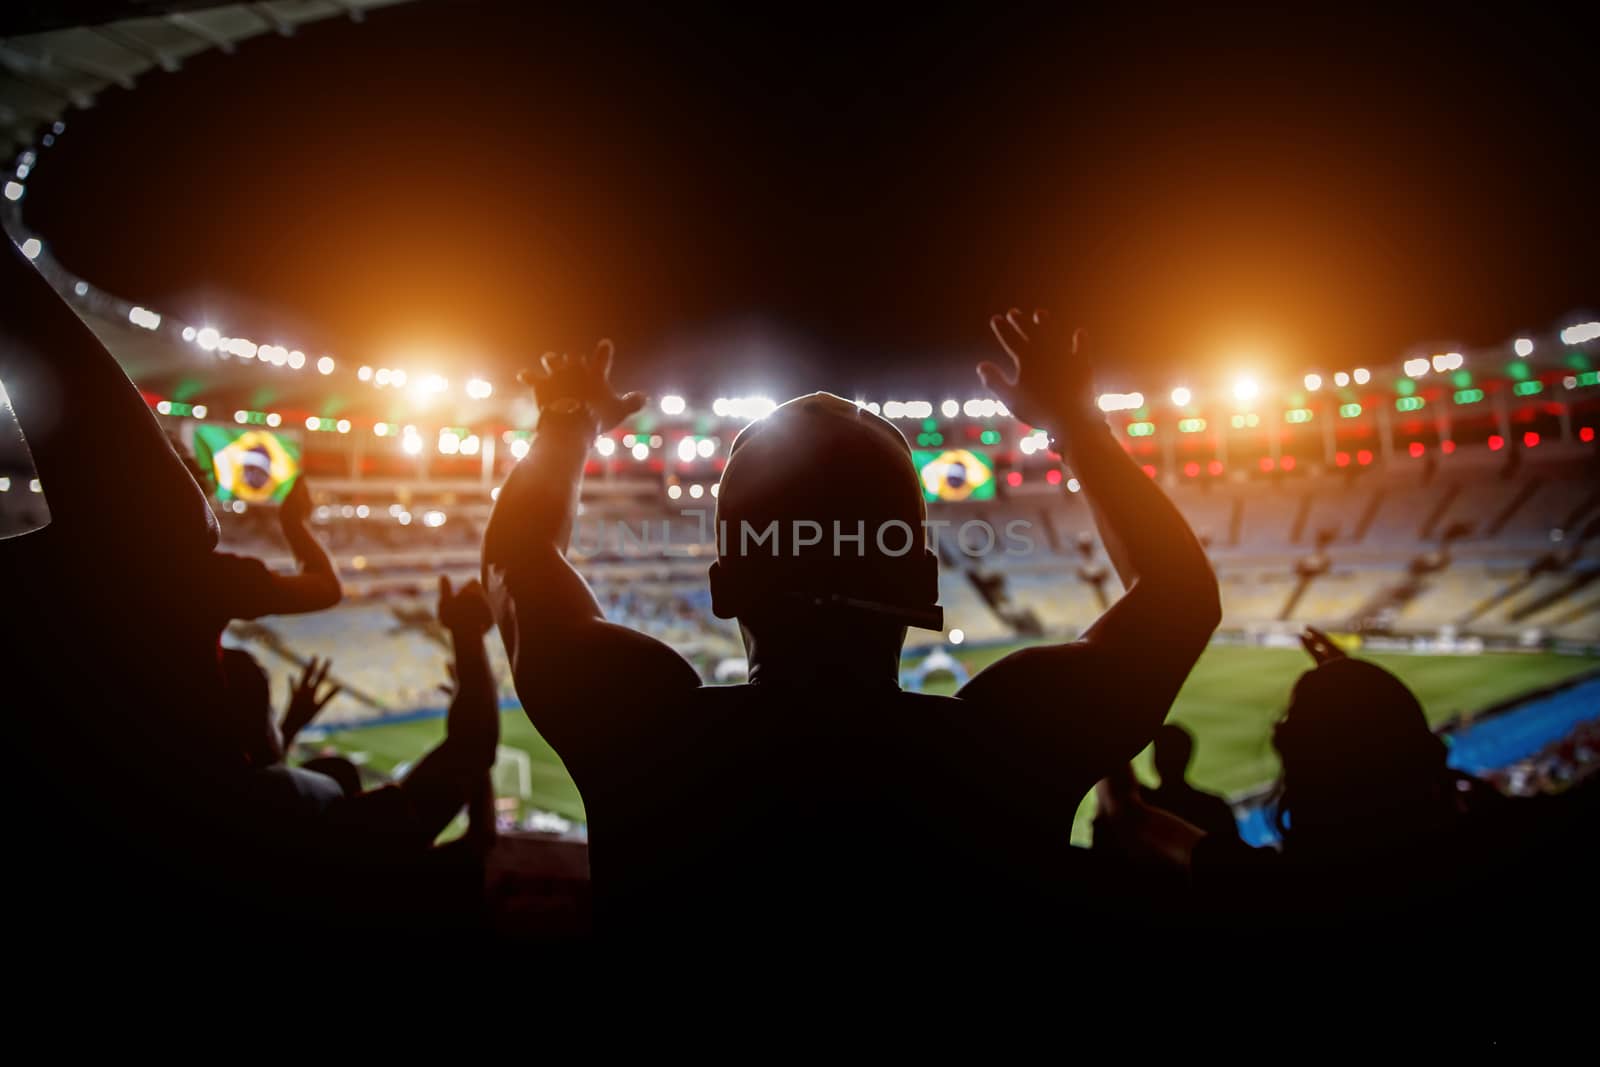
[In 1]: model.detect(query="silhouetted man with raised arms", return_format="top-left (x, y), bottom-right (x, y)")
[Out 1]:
top-left (483, 311), bottom-right (1220, 938)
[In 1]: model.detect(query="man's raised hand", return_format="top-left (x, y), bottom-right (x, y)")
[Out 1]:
top-left (438, 575), bottom-right (493, 637)
top-left (977, 308), bottom-right (1098, 444)
top-left (282, 655), bottom-right (340, 747)
top-left (516, 338), bottom-right (646, 433)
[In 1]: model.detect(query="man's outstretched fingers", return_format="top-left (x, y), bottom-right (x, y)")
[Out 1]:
top-left (586, 338), bottom-right (615, 375)
top-left (989, 314), bottom-right (1027, 365)
top-left (1005, 307), bottom-right (1032, 341)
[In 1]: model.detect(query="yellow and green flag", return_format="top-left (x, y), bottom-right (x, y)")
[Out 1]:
top-left (193, 426), bottom-right (301, 503)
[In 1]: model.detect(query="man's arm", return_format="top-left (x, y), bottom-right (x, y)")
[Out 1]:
top-left (481, 342), bottom-right (699, 760)
top-left (958, 311), bottom-right (1221, 774)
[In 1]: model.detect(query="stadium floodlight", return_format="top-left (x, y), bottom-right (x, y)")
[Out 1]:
top-left (336, 419), bottom-right (351, 434)
top-left (234, 410), bottom-right (248, 424)
top-left (677, 437), bottom-right (697, 462)
top-left (305, 416), bottom-right (321, 430)
top-left (593, 437), bottom-right (614, 457)
top-left (461, 435), bottom-right (481, 456)
top-left (1353, 367), bottom-right (1371, 385)
top-left (1403, 358), bottom-right (1430, 378)
top-left (3, 181), bottom-right (22, 201)
top-left (711, 483), bottom-right (720, 497)
top-left (1066, 477), bottom-right (1081, 493)
top-left (0, 477), bottom-right (8, 492)
top-left (696, 437), bottom-right (717, 458)
top-left (128, 306), bottom-right (162, 330)
top-left (1334, 371), bottom-right (1350, 387)
top-left (509, 438), bottom-right (531, 459)
top-left (1232, 376), bottom-right (1259, 405)
top-left (375, 368), bottom-right (392, 386)
top-left (402, 434), bottom-right (423, 456)
top-left (19, 237), bottom-right (40, 259)
top-left (948, 628), bottom-right (965, 646)
top-left (287, 350), bottom-right (306, 369)
top-left (227, 338), bottom-right (258, 359)
top-left (1097, 392), bottom-right (1144, 413)
top-left (419, 373), bottom-right (448, 395)
top-left (1513, 338), bottom-right (1534, 357)
top-left (941, 399), bottom-right (959, 418)
top-left (1170, 386), bottom-right (1191, 407)
top-left (390, 370), bottom-right (408, 388)
top-left (156, 401), bottom-right (172, 415)
top-left (265, 412), bottom-right (282, 427)
top-left (689, 483), bottom-right (705, 499)
top-left (438, 430), bottom-right (461, 455)
top-left (667, 484), bottom-right (683, 500)
top-left (358, 365), bottom-right (373, 381)
top-left (373, 423), bottom-right (390, 437)
top-left (1559, 322), bottom-right (1600, 346)
top-left (1431, 352), bottom-right (1464, 373)
top-left (660, 394), bottom-right (686, 415)
top-left (1303, 374), bottom-right (1322, 392)
top-left (631, 442), bottom-right (650, 461)
top-left (318, 356), bottom-right (336, 375)
top-left (181, 326), bottom-right (196, 342)
top-left (465, 377), bottom-right (493, 400)
top-left (196, 327), bottom-right (222, 352)
top-left (397, 511), bottom-right (413, 525)
top-left (192, 405), bottom-right (207, 419)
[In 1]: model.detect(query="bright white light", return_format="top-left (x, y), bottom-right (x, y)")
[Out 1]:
top-left (397, 511), bottom-right (412, 525)
top-left (1232, 377), bottom-right (1259, 405)
top-left (197, 328), bottom-right (222, 352)
top-left (865, 402), bottom-right (881, 415)
top-left (438, 431), bottom-right (461, 455)
top-left (696, 437), bottom-right (716, 458)
top-left (1403, 358), bottom-right (1431, 378)
top-left (389, 369), bottom-right (408, 388)
top-left (711, 483), bottom-right (720, 497)
top-left (594, 437), bottom-right (615, 457)
top-left (650, 434), bottom-right (662, 448)
top-left (964, 398), bottom-right (1002, 418)
top-left (1431, 352), bottom-right (1464, 373)
top-left (1019, 430), bottom-right (1049, 455)
top-left (128, 306), bottom-right (161, 330)
top-left (20, 238), bottom-right (40, 259)
top-left (490, 487), bottom-right (500, 501)
top-left (336, 419), bottom-right (351, 434)
top-left (510, 438), bottom-right (531, 459)
top-left (941, 399), bottom-right (960, 418)
top-left (3, 181), bottom-right (22, 201)
top-left (1559, 322), bottom-right (1600, 346)
top-left (1334, 371), bottom-right (1350, 387)
top-left (192, 405), bottom-right (207, 419)
top-left (0, 477), bottom-right (8, 491)
top-left (667, 484), bottom-right (682, 500)
top-left (677, 437), bottom-right (697, 462)
top-left (948, 628), bottom-right (965, 646)
top-left (305, 416), bottom-right (321, 430)
top-left (73, 282), bottom-right (88, 296)
top-left (373, 423), bottom-right (390, 437)
top-left (402, 435), bottom-right (423, 456)
top-left (1170, 387), bottom-right (1191, 407)
top-left (420, 374), bottom-right (448, 394)
top-left (422, 510), bottom-right (447, 528)
top-left (265, 412), bottom-right (281, 428)
top-left (389, 503), bottom-right (404, 517)
top-left (713, 396), bottom-right (778, 421)
top-left (688, 483), bottom-right (704, 499)
top-left (156, 401), bottom-right (172, 415)
top-left (1096, 392), bottom-right (1144, 413)
top-left (466, 377), bottom-right (493, 400)
top-left (287, 350), bottom-right (305, 369)
top-left (660, 394), bottom-right (686, 415)
top-left (358, 366), bottom-right (373, 381)
top-left (317, 356), bottom-right (335, 375)
top-left (375, 368), bottom-right (392, 386)
top-left (339, 505), bottom-right (355, 519)
top-left (234, 410), bottom-right (248, 424)
top-left (460, 434), bottom-right (480, 456)
top-left (631, 442), bottom-right (650, 461)
top-left (1066, 477), bottom-right (1082, 493)
top-left (181, 326), bottom-right (197, 342)
top-left (355, 504), bottom-right (369, 518)
top-left (1303, 374), bottom-right (1322, 392)
top-left (226, 338), bottom-right (257, 359)
top-left (1353, 368), bottom-right (1371, 385)
top-left (230, 499), bottom-right (245, 514)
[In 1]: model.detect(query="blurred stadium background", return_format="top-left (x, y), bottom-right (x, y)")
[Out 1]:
top-left (1, 2), bottom-right (1596, 847)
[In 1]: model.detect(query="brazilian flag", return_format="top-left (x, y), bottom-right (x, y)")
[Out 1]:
top-left (912, 447), bottom-right (995, 502)
top-left (193, 426), bottom-right (301, 503)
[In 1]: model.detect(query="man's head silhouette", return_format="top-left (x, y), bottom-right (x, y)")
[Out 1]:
top-left (708, 393), bottom-right (941, 649)
top-left (1152, 723), bottom-right (1196, 786)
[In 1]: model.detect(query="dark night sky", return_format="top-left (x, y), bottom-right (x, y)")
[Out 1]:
top-left (23, 1), bottom-right (1599, 400)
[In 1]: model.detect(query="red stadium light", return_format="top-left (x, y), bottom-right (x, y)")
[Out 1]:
top-left (1408, 441), bottom-right (1425, 458)
top-left (1335, 451), bottom-right (1350, 467)
top-left (1487, 434), bottom-right (1504, 451)
top-left (1045, 469), bottom-right (1062, 486)
top-left (1207, 459), bottom-right (1224, 476)
top-left (1184, 461), bottom-right (1201, 478)
top-left (1258, 456), bottom-right (1275, 472)
top-left (1280, 455), bottom-right (1296, 471)
top-left (1141, 464), bottom-right (1158, 478)
top-left (1441, 440), bottom-right (1456, 454)
top-left (1006, 470), bottom-right (1022, 487)
top-left (1581, 427), bottom-right (1595, 443)
top-left (1523, 431), bottom-right (1540, 448)
top-left (1356, 449), bottom-right (1373, 466)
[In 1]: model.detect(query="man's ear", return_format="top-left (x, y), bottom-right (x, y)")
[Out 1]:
top-left (708, 560), bottom-right (737, 620)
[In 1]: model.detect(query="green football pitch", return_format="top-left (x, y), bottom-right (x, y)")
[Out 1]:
top-left (313, 643), bottom-right (1597, 844)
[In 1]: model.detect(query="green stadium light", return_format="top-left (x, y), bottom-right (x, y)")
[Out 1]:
top-left (1506, 361), bottom-right (1531, 381)
top-left (1453, 388), bottom-right (1484, 405)
top-left (1395, 396), bottom-right (1425, 412)
top-left (1229, 413), bottom-right (1260, 429)
top-left (1395, 378), bottom-right (1417, 396)
top-left (1178, 418), bottom-right (1207, 433)
top-left (1451, 370), bottom-right (1472, 388)
top-left (1567, 351), bottom-right (1593, 370)
top-left (922, 418), bottom-right (938, 432)
top-left (1284, 408), bottom-right (1313, 423)
top-left (1126, 422), bottom-right (1155, 437)
top-left (1578, 371), bottom-right (1600, 387)
top-left (1339, 403), bottom-right (1362, 418)
top-left (979, 429), bottom-right (1001, 444)
top-left (1512, 380), bottom-right (1544, 396)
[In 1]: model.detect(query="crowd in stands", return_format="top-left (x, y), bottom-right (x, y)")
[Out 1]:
top-left (3, 237), bottom-right (1596, 965)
